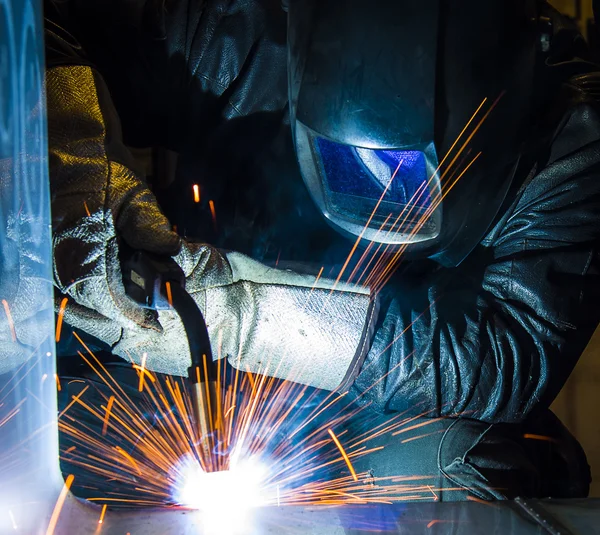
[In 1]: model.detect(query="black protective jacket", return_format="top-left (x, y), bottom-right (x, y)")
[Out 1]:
top-left (46, 0), bottom-right (600, 426)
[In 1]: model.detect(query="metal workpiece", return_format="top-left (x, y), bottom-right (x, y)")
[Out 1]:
top-left (45, 494), bottom-right (600, 535)
top-left (514, 497), bottom-right (575, 535)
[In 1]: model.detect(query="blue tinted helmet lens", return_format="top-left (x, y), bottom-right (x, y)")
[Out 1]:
top-left (293, 122), bottom-right (441, 245)
top-left (315, 138), bottom-right (432, 210)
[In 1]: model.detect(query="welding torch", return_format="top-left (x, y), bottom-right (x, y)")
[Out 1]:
top-left (121, 248), bottom-right (220, 470)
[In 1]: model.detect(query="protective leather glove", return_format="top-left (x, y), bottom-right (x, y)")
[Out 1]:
top-left (125, 243), bottom-right (378, 391)
top-left (47, 65), bottom-right (181, 336)
top-left (67, 240), bottom-right (379, 392)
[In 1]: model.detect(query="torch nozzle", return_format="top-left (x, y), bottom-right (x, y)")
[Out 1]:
top-left (189, 372), bottom-right (222, 470)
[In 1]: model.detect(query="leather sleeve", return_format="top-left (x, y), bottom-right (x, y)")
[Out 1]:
top-left (352, 101), bottom-right (600, 424)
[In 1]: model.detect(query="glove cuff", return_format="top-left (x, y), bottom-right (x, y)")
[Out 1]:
top-left (206, 252), bottom-right (379, 392)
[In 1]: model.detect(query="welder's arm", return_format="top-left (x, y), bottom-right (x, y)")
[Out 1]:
top-left (113, 243), bottom-right (379, 392)
top-left (352, 105), bottom-right (600, 424)
top-left (46, 24), bottom-right (180, 335)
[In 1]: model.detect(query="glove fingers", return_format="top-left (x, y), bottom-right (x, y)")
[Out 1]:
top-left (113, 308), bottom-right (191, 376)
top-left (114, 178), bottom-right (181, 256)
top-left (65, 235), bottom-right (163, 332)
top-left (57, 294), bottom-right (123, 348)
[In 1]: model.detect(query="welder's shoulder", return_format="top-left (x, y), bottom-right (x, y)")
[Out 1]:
top-left (546, 71), bottom-right (600, 163)
top-left (484, 85), bottom-right (600, 255)
top-left (174, 0), bottom-right (289, 118)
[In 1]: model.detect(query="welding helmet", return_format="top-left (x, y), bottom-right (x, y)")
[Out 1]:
top-left (287, 0), bottom-right (540, 266)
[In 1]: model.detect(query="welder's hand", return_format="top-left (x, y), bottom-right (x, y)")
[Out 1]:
top-left (47, 65), bottom-right (180, 336)
top-left (113, 242), bottom-right (379, 392)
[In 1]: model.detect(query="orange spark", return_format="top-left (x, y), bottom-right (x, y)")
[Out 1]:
top-left (209, 200), bottom-right (217, 231)
top-left (224, 404), bottom-right (236, 419)
top-left (138, 353), bottom-right (148, 392)
top-left (371, 150), bottom-right (482, 292)
top-left (523, 433), bottom-right (558, 443)
top-left (328, 429), bottom-right (358, 482)
top-left (55, 374), bottom-right (61, 392)
top-left (83, 201), bottom-right (91, 217)
top-left (466, 495), bottom-right (497, 506)
top-left (55, 297), bottom-right (69, 343)
top-left (165, 281), bottom-right (173, 308)
top-left (361, 96), bottom-right (498, 292)
top-left (58, 385), bottom-right (90, 419)
top-left (392, 418), bottom-right (443, 437)
top-left (98, 504), bottom-right (107, 524)
top-left (45, 474), bottom-right (74, 535)
top-left (61, 324), bottom-right (457, 509)
top-left (313, 267), bottom-right (324, 287)
top-left (331, 160), bottom-right (403, 293)
top-left (1, 299), bottom-right (16, 342)
top-left (115, 447), bottom-right (142, 476)
top-left (401, 429), bottom-right (444, 444)
top-left (192, 184), bottom-right (201, 203)
top-left (102, 396), bottom-right (115, 436)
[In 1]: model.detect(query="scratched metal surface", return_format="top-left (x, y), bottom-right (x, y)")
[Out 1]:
top-left (48, 495), bottom-right (600, 535)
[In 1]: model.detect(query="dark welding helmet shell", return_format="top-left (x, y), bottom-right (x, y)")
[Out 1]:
top-left (287, 0), bottom-right (539, 267)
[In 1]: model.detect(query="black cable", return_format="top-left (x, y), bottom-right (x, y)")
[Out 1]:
top-left (167, 282), bottom-right (216, 381)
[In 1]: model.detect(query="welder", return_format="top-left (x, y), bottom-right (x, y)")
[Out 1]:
top-left (37, 0), bottom-right (600, 500)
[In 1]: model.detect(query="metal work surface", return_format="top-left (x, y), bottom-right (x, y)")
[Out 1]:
top-left (45, 495), bottom-right (600, 535)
